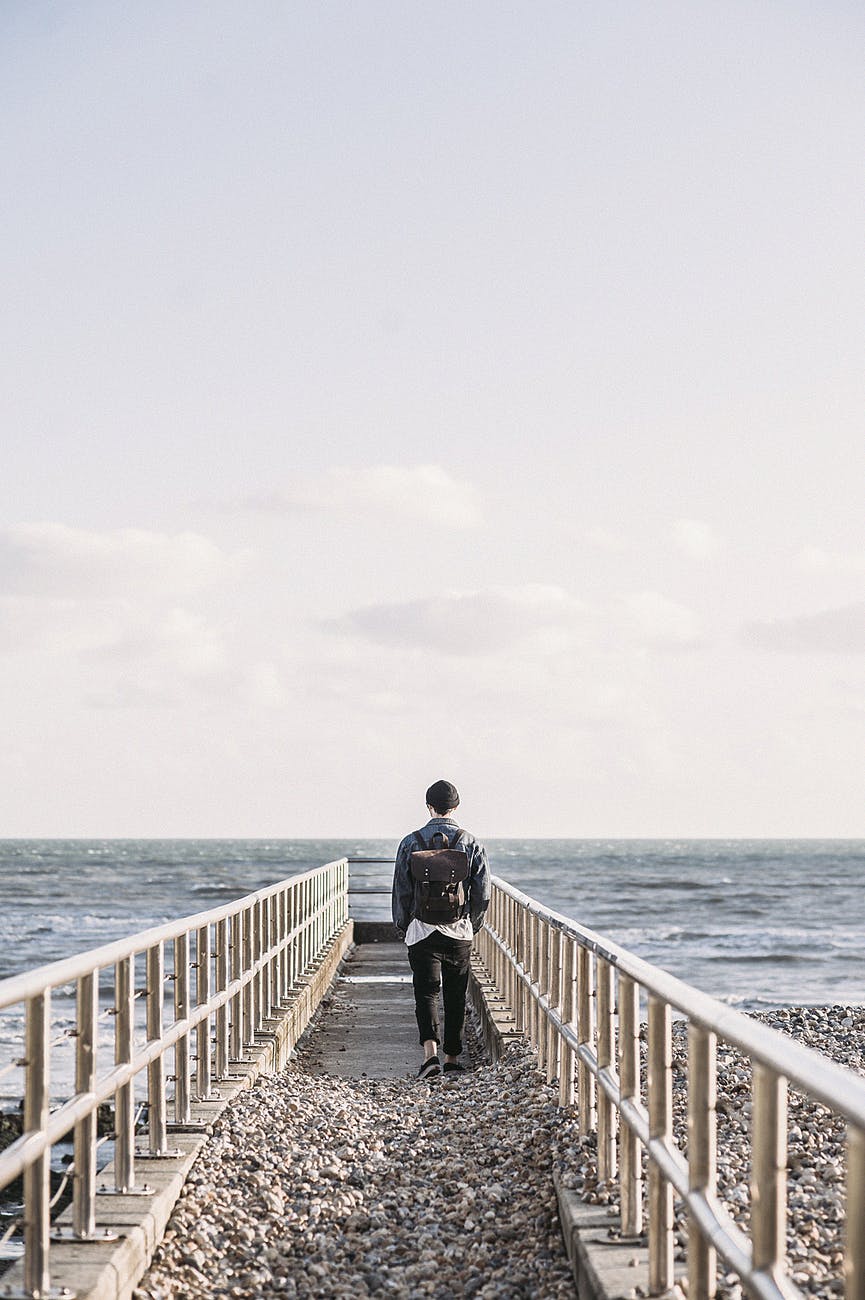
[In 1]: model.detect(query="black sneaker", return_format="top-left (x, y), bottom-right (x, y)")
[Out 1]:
top-left (418, 1056), bottom-right (442, 1079)
top-left (443, 1061), bottom-right (466, 1073)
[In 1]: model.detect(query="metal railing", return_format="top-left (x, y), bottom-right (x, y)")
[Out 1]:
top-left (476, 875), bottom-right (865, 1300)
top-left (0, 858), bottom-right (348, 1299)
top-left (345, 856), bottom-right (394, 918)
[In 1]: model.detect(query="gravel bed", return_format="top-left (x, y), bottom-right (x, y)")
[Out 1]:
top-left (137, 1002), bottom-right (864, 1300)
top-left (135, 1042), bottom-right (578, 1299)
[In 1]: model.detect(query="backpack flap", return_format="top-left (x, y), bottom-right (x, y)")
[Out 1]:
top-left (409, 846), bottom-right (469, 884)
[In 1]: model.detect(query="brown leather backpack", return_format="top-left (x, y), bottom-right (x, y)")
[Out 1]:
top-left (409, 829), bottom-right (470, 925)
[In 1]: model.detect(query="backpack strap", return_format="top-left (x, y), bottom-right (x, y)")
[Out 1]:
top-left (413, 828), bottom-right (465, 850)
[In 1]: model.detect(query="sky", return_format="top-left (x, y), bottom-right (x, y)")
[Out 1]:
top-left (1, 2), bottom-right (864, 839)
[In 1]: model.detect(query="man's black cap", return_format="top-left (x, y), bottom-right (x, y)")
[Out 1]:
top-left (426, 779), bottom-right (460, 812)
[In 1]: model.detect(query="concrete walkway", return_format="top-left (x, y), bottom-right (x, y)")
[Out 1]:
top-left (300, 941), bottom-right (426, 1079)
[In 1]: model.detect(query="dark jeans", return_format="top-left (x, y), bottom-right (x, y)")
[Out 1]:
top-left (407, 932), bottom-right (473, 1057)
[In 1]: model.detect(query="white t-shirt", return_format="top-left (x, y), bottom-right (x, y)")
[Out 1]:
top-left (404, 916), bottom-right (474, 947)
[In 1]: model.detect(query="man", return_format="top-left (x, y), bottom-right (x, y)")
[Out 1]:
top-left (392, 779), bottom-right (490, 1079)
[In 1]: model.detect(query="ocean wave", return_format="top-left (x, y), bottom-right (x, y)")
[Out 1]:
top-left (4, 837), bottom-right (865, 1008)
top-left (704, 951), bottom-right (819, 966)
top-left (191, 882), bottom-right (254, 895)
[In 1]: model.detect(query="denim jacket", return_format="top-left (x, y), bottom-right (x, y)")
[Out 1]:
top-left (391, 816), bottom-right (491, 938)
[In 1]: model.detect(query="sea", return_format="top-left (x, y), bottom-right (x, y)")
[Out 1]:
top-left (1, 838), bottom-right (864, 1105)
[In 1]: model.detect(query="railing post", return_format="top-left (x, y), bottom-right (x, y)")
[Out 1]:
top-left (251, 900), bottom-right (263, 1032)
top-left (648, 995), bottom-right (673, 1295)
top-left (287, 883), bottom-right (296, 994)
top-left (276, 888), bottom-right (287, 1004)
top-left (299, 879), bottom-right (307, 974)
top-left (597, 956), bottom-right (617, 1184)
top-left (618, 972), bottom-right (642, 1237)
top-left (847, 1123), bottom-right (865, 1300)
top-left (506, 893), bottom-right (517, 1024)
top-left (307, 876), bottom-right (315, 970)
top-left (146, 942), bottom-right (168, 1153)
top-left (298, 876), bottom-right (305, 982)
top-left (173, 932), bottom-right (191, 1123)
top-left (23, 992), bottom-right (51, 1298)
top-left (305, 877), bottom-right (312, 970)
top-left (499, 890), bottom-right (509, 1021)
top-left (308, 875), bottom-right (314, 966)
top-left (514, 900), bottom-right (526, 1034)
top-left (257, 896), bottom-right (269, 1021)
top-left (486, 888), bottom-right (497, 989)
top-left (751, 1063), bottom-right (787, 1281)
top-left (342, 858), bottom-right (349, 927)
top-left (530, 912), bottom-right (541, 1052)
top-left (577, 944), bottom-right (596, 1136)
top-left (230, 910), bottom-right (243, 1060)
top-left (73, 969), bottom-right (99, 1237)
top-left (559, 935), bottom-right (576, 1108)
top-left (270, 892), bottom-right (279, 1011)
top-left (343, 856), bottom-right (349, 924)
top-left (214, 917), bottom-right (229, 1079)
top-left (195, 923), bottom-right (213, 1100)
top-left (281, 887), bottom-right (291, 1002)
top-left (547, 927), bottom-right (562, 1085)
top-left (537, 919), bottom-right (549, 1073)
top-left (519, 908), bottom-right (529, 1039)
top-left (520, 900), bottom-right (530, 1035)
top-left (242, 906), bottom-right (255, 1048)
top-left (114, 954), bottom-right (136, 1190)
top-left (688, 1023), bottom-right (717, 1298)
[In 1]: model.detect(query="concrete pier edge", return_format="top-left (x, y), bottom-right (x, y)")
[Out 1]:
top-left (553, 1172), bottom-right (654, 1300)
top-left (1, 922), bottom-right (353, 1300)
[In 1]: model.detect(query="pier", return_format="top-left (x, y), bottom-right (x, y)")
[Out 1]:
top-left (2, 858), bottom-right (865, 1299)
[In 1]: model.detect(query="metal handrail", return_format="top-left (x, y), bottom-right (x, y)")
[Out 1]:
top-left (476, 873), bottom-right (865, 1300)
top-left (0, 857), bottom-right (350, 1300)
top-left (346, 858), bottom-right (394, 904)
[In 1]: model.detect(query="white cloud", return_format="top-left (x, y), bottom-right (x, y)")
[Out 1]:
top-left (0, 522), bottom-right (248, 708)
top-left (0, 522), bottom-right (240, 599)
top-left (746, 601), bottom-right (865, 654)
top-left (671, 518), bottom-right (722, 560)
top-left (83, 608), bottom-right (230, 707)
top-left (241, 464), bottom-right (484, 530)
top-left (327, 583), bottom-right (706, 659)
top-left (326, 584), bottom-right (586, 655)
top-left (621, 591), bottom-right (704, 650)
top-left (796, 546), bottom-right (865, 576)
